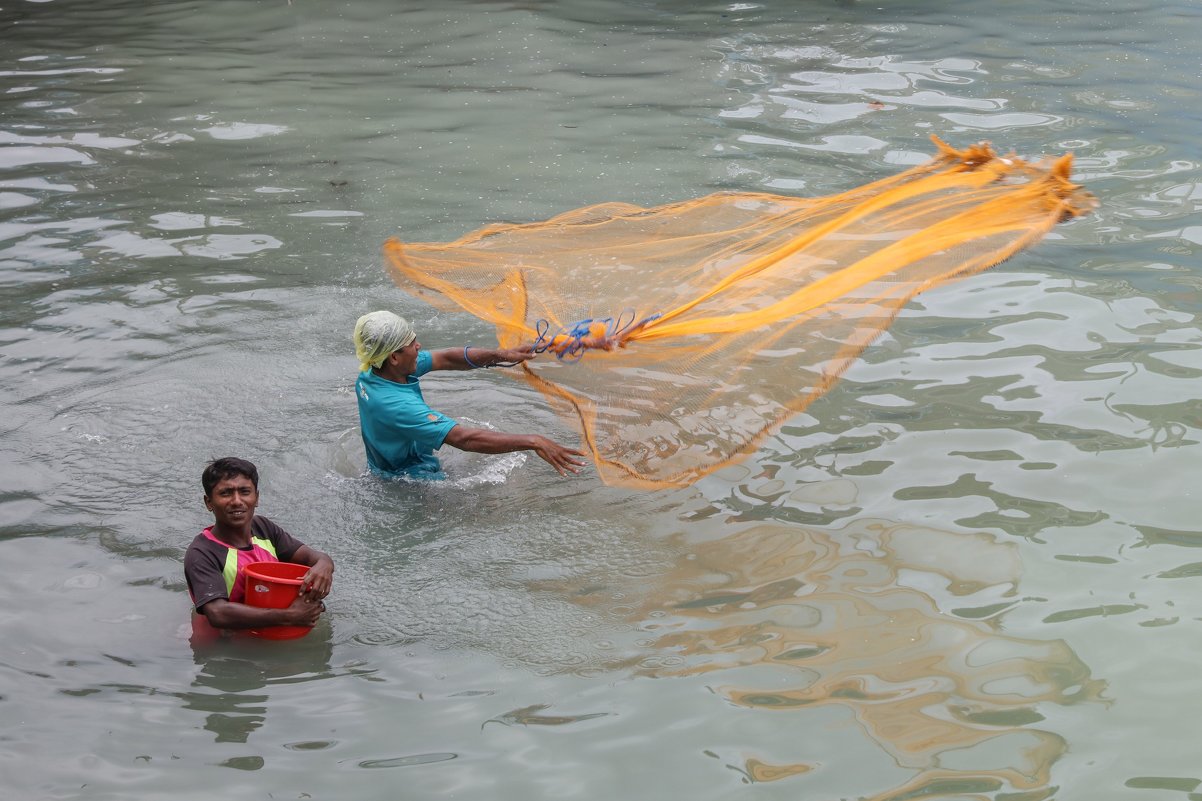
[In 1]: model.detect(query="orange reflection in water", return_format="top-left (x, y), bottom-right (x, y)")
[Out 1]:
top-left (616, 519), bottom-right (1105, 796)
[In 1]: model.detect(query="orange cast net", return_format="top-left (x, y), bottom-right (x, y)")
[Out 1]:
top-left (385, 136), bottom-right (1096, 488)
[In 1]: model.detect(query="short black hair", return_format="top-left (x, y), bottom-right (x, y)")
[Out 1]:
top-left (202, 457), bottom-right (259, 497)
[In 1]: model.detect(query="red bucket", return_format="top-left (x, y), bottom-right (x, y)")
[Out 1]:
top-left (243, 561), bottom-right (313, 640)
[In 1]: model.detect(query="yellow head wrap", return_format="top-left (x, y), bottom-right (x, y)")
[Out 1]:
top-left (353, 311), bottom-right (416, 373)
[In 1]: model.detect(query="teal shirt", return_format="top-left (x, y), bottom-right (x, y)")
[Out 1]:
top-left (356, 350), bottom-right (457, 478)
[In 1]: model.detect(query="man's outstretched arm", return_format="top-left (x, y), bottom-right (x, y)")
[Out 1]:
top-left (443, 425), bottom-right (587, 476)
top-left (430, 344), bottom-right (535, 371)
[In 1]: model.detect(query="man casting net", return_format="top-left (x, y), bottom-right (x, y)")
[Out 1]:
top-left (383, 137), bottom-right (1096, 488)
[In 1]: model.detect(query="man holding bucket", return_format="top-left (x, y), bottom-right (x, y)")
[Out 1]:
top-left (184, 457), bottom-right (334, 637)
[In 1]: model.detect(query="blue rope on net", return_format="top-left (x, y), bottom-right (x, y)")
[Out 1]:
top-left (532, 309), bottom-right (661, 362)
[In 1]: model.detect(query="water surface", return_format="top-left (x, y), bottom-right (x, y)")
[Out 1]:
top-left (2, 1), bottom-right (1201, 799)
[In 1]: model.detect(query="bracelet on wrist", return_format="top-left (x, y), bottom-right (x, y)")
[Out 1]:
top-left (463, 345), bottom-right (487, 369)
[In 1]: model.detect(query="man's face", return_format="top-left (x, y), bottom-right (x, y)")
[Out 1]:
top-left (392, 338), bottom-right (421, 375)
top-left (204, 474), bottom-right (259, 528)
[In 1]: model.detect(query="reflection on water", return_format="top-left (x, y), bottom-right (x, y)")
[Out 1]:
top-left (183, 634), bottom-right (335, 745)
top-left (485, 703), bottom-right (612, 729)
top-left (559, 517), bottom-right (1105, 795)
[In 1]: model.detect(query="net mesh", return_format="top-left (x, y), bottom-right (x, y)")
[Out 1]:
top-left (384, 137), bottom-right (1096, 488)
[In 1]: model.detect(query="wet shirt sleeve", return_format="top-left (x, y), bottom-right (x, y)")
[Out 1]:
top-left (184, 536), bottom-right (229, 611)
top-left (413, 349), bottom-right (435, 378)
top-left (252, 516), bottom-right (304, 563)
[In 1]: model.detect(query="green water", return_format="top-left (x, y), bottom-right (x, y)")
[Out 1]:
top-left (2, 1), bottom-right (1200, 799)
